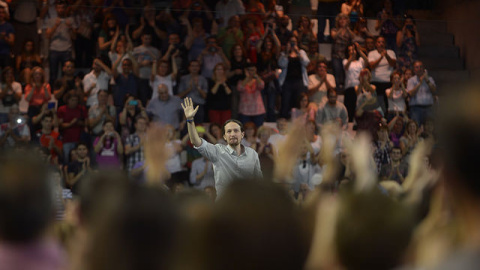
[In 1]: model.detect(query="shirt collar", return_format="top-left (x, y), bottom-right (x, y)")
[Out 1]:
top-left (226, 144), bottom-right (245, 156)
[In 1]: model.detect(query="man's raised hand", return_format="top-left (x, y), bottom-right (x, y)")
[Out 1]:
top-left (181, 97), bottom-right (199, 120)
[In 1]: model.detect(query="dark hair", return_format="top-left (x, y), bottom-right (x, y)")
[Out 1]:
top-left (296, 92), bottom-right (309, 108)
top-left (390, 70), bottom-right (402, 82)
top-left (344, 43), bottom-right (360, 61)
top-left (76, 142), bottom-right (89, 151)
top-left (0, 151), bottom-right (54, 242)
top-left (335, 190), bottom-right (415, 270)
top-left (327, 88), bottom-right (337, 97)
top-left (1, 66), bottom-right (13, 83)
top-left (135, 115), bottom-right (147, 124)
top-left (41, 112), bottom-right (54, 122)
top-left (222, 119), bottom-right (244, 135)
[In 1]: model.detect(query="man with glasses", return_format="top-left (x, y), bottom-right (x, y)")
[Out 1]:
top-left (380, 146), bottom-right (408, 184)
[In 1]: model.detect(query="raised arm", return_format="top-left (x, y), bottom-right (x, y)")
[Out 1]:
top-left (181, 97), bottom-right (202, 147)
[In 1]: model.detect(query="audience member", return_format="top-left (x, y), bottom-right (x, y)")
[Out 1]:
top-left (316, 89), bottom-right (348, 130)
top-left (0, 105), bottom-right (30, 149)
top-left (82, 58), bottom-right (112, 108)
top-left (88, 90), bottom-right (116, 138)
top-left (178, 60), bottom-right (208, 123)
top-left (207, 63), bottom-right (232, 125)
top-left (146, 84), bottom-right (185, 131)
top-left (0, 6), bottom-right (14, 70)
top-left (343, 42), bottom-right (369, 122)
top-left (331, 13), bottom-right (353, 91)
top-left (93, 120), bottom-right (123, 170)
top-left (237, 64), bottom-right (266, 127)
top-left (380, 146), bottom-right (408, 184)
top-left (124, 116), bottom-right (147, 172)
top-left (0, 67), bottom-right (22, 123)
top-left (308, 60), bottom-right (336, 106)
top-left (407, 60), bottom-right (436, 126)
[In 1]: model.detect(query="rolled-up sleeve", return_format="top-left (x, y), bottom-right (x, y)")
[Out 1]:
top-left (194, 138), bottom-right (219, 163)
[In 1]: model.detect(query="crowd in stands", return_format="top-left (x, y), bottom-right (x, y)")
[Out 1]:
top-left (0, 0), bottom-right (477, 269)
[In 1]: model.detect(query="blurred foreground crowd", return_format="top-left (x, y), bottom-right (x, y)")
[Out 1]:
top-left (1, 0), bottom-right (475, 269)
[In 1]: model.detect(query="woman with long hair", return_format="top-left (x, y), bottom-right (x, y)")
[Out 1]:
top-left (355, 68), bottom-right (382, 139)
top-left (24, 66), bottom-right (51, 126)
top-left (294, 16), bottom-right (316, 52)
top-left (256, 27), bottom-right (281, 122)
top-left (228, 44), bottom-right (248, 118)
top-left (291, 92), bottom-right (315, 121)
top-left (207, 62), bottom-right (232, 125)
top-left (331, 13), bottom-right (354, 91)
top-left (278, 36), bottom-right (310, 119)
top-left (98, 13), bottom-right (122, 59)
top-left (0, 67), bottom-right (22, 122)
top-left (15, 39), bottom-right (42, 85)
top-left (396, 15), bottom-right (420, 72)
top-left (343, 42), bottom-right (368, 122)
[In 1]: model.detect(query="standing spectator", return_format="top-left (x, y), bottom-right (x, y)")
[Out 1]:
top-left (375, 3), bottom-right (399, 51)
top-left (33, 113), bottom-right (63, 165)
top-left (109, 26), bottom-right (133, 75)
top-left (164, 124), bottom-right (186, 187)
top-left (178, 60), bottom-right (208, 123)
top-left (161, 33), bottom-right (189, 76)
top-left (131, 5), bottom-right (166, 48)
top-left (316, 89), bottom-right (348, 130)
top-left (207, 63), bottom-right (232, 125)
top-left (133, 32), bottom-right (161, 105)
top-left (53, 60), bottom-right (83, 107)
top-left (0, 105), bottom-right (30, 149)
top-left (352, 18), bottom-right (374, 50)
top-left (343, 42), bottom-right (368, 122)
top-left (268, 117), bottom-right (288, 151)
top-left (227, 44), bottom-right (248, 119)
top-left (256, 27), bottom-right (281, 122)
top-left (341, 0), bottom-right (364, 25)
top-left (0, 6), bottom-right (14, 70)
top-left (364, 36), bottom-right (375, 53)
top-left (197, 36), bottom-right (230, 80)
top-left (316, 0), bottom-right (341, 43)
top-left (308, 60), bottom-right (336, 106)
top-left (185, 18), bottom-right (209, 62)
top-left (98, 13), bottom-right (120, 60)
top-left (16, 40), bottom-right (42, 86)
top-left (396, 15), bottom-right (420, 72)
top-left (10, 0), bottom-right (39, 58)
top-left (294, 16), bottom-right (316, 52)
top-left (278, 36), bottom-right (310, 119)
top-left (275, 15), bottom-right (293, 47)
top-left (373, 125), bottom-right (393, 173)
top-left (102, 0), bottom-right (134, 29)
top-left (66, 142), bottom-right (91, 193)
top-left (112, 56), bottom-right (139, 111)
top-left (253, 125), bottom-right (275, 180)
top-left (57, 91), bottom-right (87, 164)
top-left (217, 15), bottom-right (244, 59)
top-left (380, 147), bottom-right (408, 184)
top-left (368, 36), bottom-right (396, 114)
top-left (146, 84), bottom-right (185, 131)
top-left (291, 92), bottom-right (315, 121)
top-left (242, 121), bottom-right (258, 147)
top-left (243, 18), bottom-right (262, 64)
top-left (150, 58), bottom-right (178, 101)
top-left (355, 68), bottom-right (382, 138)
top-left (83, 58), bottom-right (112, 108)
top-left (88, 90), bottom-right (116, 138)
top-left (119, 96), bottom-right (148, 139)
top-left (46, 1), bottom-right (77, 85)
top-left (215, 0), bottom-right (245, 29)
top-left (24, 67), bottom-right (51, 123)
top-left (399, 119), bottom-right (420, 159)
top-left (125, 116), bottom-right (147, 172)
top-left (237, 64), bottom-right (266, 127)
top-left (331, 13), bottom-right (354, 92)
top-left (0, 67), bottom-right (22, 123)
top-left (245, 0), bottom-right (266, 34)
top-left (71, 0), bottom-right (95, 68)
top-left (385, 71), bottom-right (408, 121)
top-left (407, 61), bottom-right (436, 126)
top-left (185, 0), bottom-right (214, 34)
top-left (93, 120), bottom-right (123, 169)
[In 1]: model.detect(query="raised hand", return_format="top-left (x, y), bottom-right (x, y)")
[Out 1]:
top-left (181, 97), bottom-right (199, 120)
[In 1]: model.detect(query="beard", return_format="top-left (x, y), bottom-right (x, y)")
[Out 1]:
top-left (227, 137), bottom-right (241, 147)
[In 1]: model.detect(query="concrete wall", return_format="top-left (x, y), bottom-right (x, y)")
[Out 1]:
top-left (441, 0), bottom-right (480, 77)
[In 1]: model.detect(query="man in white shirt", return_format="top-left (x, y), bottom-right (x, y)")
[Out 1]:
top-left (83, 58), bottom-right (112, 107)
top-left (407, 61), bottom-right (436, 126)
top-left (368, 36), bottom-right (396, 115)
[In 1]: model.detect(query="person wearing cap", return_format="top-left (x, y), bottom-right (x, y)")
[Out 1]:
top-left (182, 97), bottom-right (263, 197)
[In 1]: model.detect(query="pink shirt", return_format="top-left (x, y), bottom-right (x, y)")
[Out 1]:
top-left (237, 79), bottom-right (266, 116)
top-left (24, 83), bottom-right (51, 106)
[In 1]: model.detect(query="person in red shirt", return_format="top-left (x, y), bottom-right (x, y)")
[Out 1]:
top-left (57, 90), bottom-right (87, 164)
top-left (33, 113), bottom-right (63, 165)
top-left (24, 66), bottom-right (52, 120)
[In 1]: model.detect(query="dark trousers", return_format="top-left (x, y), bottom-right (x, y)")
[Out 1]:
top-left (281, 79), bottom-right (306, 119)
top-left (344, 87), bottom-right (357, 122)
top-left (316, 1), bottom-right (341, 42)
top-left (49, 50), bottom-right (71, 85)
top-left (372, 81), bottom-right (391, 115)
top-left (262, 80), bottom-right (278, 122)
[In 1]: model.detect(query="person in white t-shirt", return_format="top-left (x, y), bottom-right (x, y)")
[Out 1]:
top-left (343, 42), bottom-right (368, 122)
top-left (149, 57), bottom-right (178, 102)
top-left (368, 36), bottom-right (396, 114)
top-left (307, 60), bottom-right (336, 106)
top-left (83, 58), bottom-right (112, 107)
top-left (385, 70), bottom-right (408, 121)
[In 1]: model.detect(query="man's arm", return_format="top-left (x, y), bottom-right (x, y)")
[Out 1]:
top-left (181, 97), bottom-right (201, 147)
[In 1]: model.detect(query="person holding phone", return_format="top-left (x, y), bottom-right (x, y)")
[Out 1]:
top-left (278, 36), bottom-right (310, 119)
top-left (93, 120), bottom-right (123, 169)
top-left (119, 95), bottom-right (148, 139)
top-left (396, 15), bottom-right (420, 72)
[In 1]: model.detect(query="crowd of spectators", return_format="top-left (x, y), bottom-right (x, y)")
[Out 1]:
top-left (0, 0), bottom-right (476, 269)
